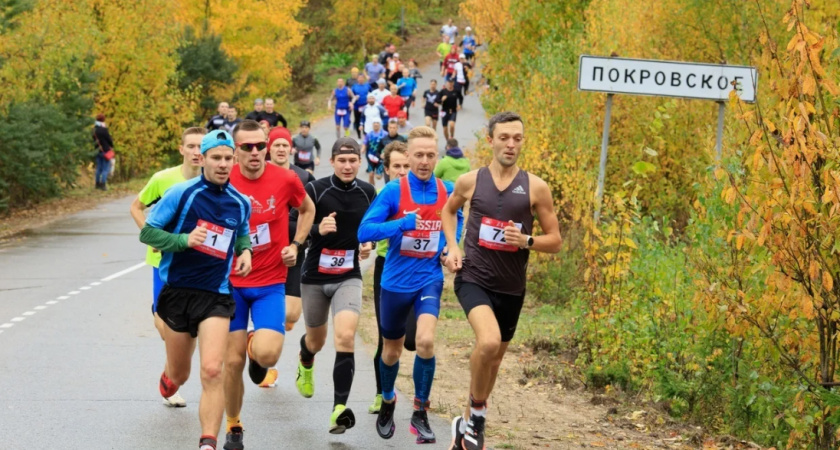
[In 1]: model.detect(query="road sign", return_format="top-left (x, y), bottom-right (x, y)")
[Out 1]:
top-left (578, 55), bottom-right (757, 103)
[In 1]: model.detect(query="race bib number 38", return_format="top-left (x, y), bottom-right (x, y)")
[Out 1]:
top-left (400, 230), bottom-right (440, 258)
top-left (478, 217), bottom-right (521, 252)
top-left (195, 219), bottom-right (233, 259)
top-left (318, 249), bottom-right (356, 274)
top-left (249, 223), bottom-right (271, 253)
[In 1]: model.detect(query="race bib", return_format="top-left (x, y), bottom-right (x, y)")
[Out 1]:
top-left (318, 249), bottom-right (355, 274)
top-left (400, 230), bottom-right (440, 258)
top-left (368, 152), bottom-right (380, 164)
top-left (194, 219), bottom-right (233, 259)
top-left (249, 223), bottom-right (271, 253)
top-left (358, 106), bottom-right (365, 112)
top-left (478, 217), bottom-right (522, 252)
top-left (298, 150), bottom-right (312, 162)
top-left (337, 109), bottom-right (348, 116)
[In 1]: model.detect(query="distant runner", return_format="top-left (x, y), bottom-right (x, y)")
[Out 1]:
top-left (329, 78), bottom-right (357, 139)
top-left (292, 121), bottom-right (322, 173)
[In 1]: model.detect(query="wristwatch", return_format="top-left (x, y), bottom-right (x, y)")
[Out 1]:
top-left (292, 240), bottom-right (303, 249)
top-left (524, 235), bottom-right (534, 249)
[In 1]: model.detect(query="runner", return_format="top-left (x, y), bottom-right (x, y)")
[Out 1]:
top-left (441, 18), bottom-right (458, 45)
top-left (358, 126), bottom-right (463, 444)
top-left (381, 84), bottom-right (406, 123)
top-left (368, 141), bottom-right (415, 415)
top-left (139, 129), bottom-right (253, 450)
top-left (222, 121), bottom-right (315, 449)
top-left (206, 102), bottom-right (229, 131)
top-left (442, 47), bottom-right (460, 82)
top-left (434, 138), bottom-right (471, 183)
top-left (461, 27), bottom-right (477, 63)
top-left (223, 106), bottom-right (241, 133)
top-left (129, 126), bottom-right (206, 408)
top-left (441, 112), bottom-right (562, 450)
top-left (372, 78), bottom-right (390, 106)
top-left (292, 121), bottom-right (322, 173)
top-left (436, 35), bottom-right (451, 72)
top-left (422, 80), bottom-right (442, 130)
top-left (397, 111), bottom-right (414, 137)
top-left (396, 67), bottom-right (417, 120)
top-left (328, 78), bottom-right (357, 139)
top-left (294, 137), bottom-right (377, 434)
top-left (454, 55), bottom-right (468, 98)
top-left (258, 98), bottom-right (287, 128)
top-left (362, 94), bottom-right (388, 135)
top-left (352, 74), bottom-right (372, 139)
top-left (266, 126), bottom-right (316, 339)
top-left (245, 98), bottom-right (263, 121)
top-left (365, 55), bottom-right (386, 88)
top-left (362, 118), bottom-right (388, 185)
top-left (408, 59), bottom-right (423, 80)
top-left (438, 79), bottom-right (462, 141)
top-left (380, 120), bottom-right (407, 184)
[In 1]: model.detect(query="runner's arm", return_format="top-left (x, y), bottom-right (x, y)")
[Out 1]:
top-left (357, 184), bottom-right (414, 242)
top-left (139, 226), bottom-right (189, 252)
top-left (292, 194), bottom-right (316, 245)
top-left (314, 138), bottom-right (322, 159)
top-left (129, 197), bottom-right (147, 229)
top-left (529, 177), bottom-right (562, 253)
top-left (234, 203), bottom-right (252, 256)
top-left (139, 184), bottom-right (190, 251)
top-left (278, 114), bottom-right (288, 128)
top-left (442, 171), bottom-right (475, 248)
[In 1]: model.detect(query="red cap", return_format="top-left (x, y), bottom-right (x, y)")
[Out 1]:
top-left (397, 111), bottom-right (407, 119)
top-left (268, 127), bottom-right (292, 149)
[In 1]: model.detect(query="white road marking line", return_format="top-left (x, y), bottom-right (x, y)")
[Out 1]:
top-left (34, 306), bottom-right (47, 310)
top-left (57, 296), bottom-right (69, 300)
top-left (22, 311), bottom-right (36, 316)
top-left (68, 291), bottom-right (80, 295)
top-left (0, 323), bottom-right (13, 328)
top-left (101, 262), bottom-right (146, 282)
top-left (90, 281), bottom-right (101, 286)
top-left (46, 301), bottom-right (58, 305)
top-left (10, 317), bottom-right (25, 322)
top-left (80, 286), bottom-right (91, 290)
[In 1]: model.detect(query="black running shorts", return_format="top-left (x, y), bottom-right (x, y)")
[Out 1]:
top-left (156, 286), bottom-right (236, 337)
top-left (424, 109), bottom-right (439, 119)
top-left (454, 276), bottom-right (525, 342)
top-left (285, 249), bottom-right (305, 297)
top-left (441, 110), bottom-right (457, 127)
top-left (295, 162), bottom-right (315, 172)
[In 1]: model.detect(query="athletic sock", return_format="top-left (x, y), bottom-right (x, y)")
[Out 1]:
top-left (470, 394), bottom-right (487, 418)
top-left (226, 415), bottom-right (240, 433)
top-left (299, 334), bottom-right (315, 368)
top-left (199, 435), bottom-right (217, 450)
top-left (380, 359), bottom-right (399, 402)
top-left (412, 355), bottom-right (436, 405)
top-left (333, 351), bottom-right (355, 407)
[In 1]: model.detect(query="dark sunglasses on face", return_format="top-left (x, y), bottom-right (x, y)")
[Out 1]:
top-left (237, 142), bottom-right (267, 152)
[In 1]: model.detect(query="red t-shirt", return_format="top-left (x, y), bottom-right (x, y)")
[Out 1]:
top-left (229, 164), bottom-right (306, 287)
top-left (381, 95), bottom-right (405, 119)
top-left (444, 53), bottom-right (459, 74)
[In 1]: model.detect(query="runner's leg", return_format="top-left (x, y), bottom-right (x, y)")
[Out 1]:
top-left (223, 330), bottom-right (247, 428)
top-left (371, 255), bottom-right (385, 411)
top-left (197, 316), bottom-right (230, 440)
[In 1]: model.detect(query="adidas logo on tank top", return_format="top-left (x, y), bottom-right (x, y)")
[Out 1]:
top-left (512, 185), bottom-right (526, 195)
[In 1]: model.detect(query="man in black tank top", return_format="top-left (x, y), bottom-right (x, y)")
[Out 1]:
top-left (440, 111), bottom-right (562, 450)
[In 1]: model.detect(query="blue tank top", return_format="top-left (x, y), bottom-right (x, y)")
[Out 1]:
top-left (334, 87), bottom-right (351, 110)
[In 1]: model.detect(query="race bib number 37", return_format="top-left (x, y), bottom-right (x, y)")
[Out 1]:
top-left (195, 219), bottom-right (233, 259)
top-left (318, 249), bottom-right (355, 274)
top-left (478, 217), bottom-right (521, 252)
top-left (400, 230), bottom-right (440, 258)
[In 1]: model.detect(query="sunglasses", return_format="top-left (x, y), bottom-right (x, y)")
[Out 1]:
top-left (237, 142), bottom-right (267, 152)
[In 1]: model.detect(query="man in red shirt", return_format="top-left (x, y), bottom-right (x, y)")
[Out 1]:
top-left (222, 119), bottom-right (316, 449)
top-left (442, 47), bottom-right (460, 82)
top-left (381, 84), bottom-right (406, 121)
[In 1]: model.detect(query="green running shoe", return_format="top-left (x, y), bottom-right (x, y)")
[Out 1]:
top-left (368, 394), bottom-right (383, 414)
top-left (295, 361), bottom-right (314, 398)
top-left (329, 404), bottom-right (356, 434)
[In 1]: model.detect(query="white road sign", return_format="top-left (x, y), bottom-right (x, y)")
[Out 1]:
top-left (578, 55), bottom-right (757, 103)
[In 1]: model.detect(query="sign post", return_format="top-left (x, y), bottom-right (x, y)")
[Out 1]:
top-left (578, 55), bottom-right (757, 222)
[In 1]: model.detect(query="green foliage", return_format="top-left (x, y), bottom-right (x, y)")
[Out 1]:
top-left (0, 0), bottom-right (31, 34)
top-left (176, 27), bottom-right (238, 117)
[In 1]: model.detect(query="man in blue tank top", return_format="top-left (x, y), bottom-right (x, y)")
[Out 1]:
top-left (329, 77), bottom-right (357, 139)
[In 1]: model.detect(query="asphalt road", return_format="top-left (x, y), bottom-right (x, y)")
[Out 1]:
top-left (0, 59), bottom-right (487, 449)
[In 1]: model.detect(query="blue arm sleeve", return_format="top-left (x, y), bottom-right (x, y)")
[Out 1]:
top-left (358, 184), bottom-right (415, 242)
top-left (237, 198), bottom-right (251, 238)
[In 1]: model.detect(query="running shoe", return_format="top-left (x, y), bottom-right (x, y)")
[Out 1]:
top-left (222, 425), bottom-right (244, 450)
top-left (368, 394), bottom-right (383, 414)
top-left (199, 435), bottom-right (217, 450)
top-left (376, 396), bottom-right (397, 439)
top-left (246, 331), bottom-right (268, 385)
top-left (449, 416), bottom-right (465, 450)
top-left (258, 367), bottom-right (278, 388)
top-left (295, 360), bottom-right (314, 398)
top-left (329, 404), bottom-right (357, 434)
top-left (462, 414), bottom-right (486, 450)
top-left (410, 409), bottom-right (436, 444)
top-left (159, 371), bottom-right (178, 398)
top-left (163, 391), bottom-right (186, 407)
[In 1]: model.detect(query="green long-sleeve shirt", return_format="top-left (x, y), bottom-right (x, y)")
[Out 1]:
top-left (433, 155), bottom-right (471, 183)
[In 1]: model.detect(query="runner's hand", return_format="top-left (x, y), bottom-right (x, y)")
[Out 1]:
top-left (401, 209), bottom-right (421, 230)
top-left (444, 245), bottom-right (463, 272)
top-left (440, 246), bottom-right (449, 264)
top-left (187, 225), bottom-right (207, 248)
top-left (504, 220), bottom-right (525, 248)
top-left (319, 212), bottom-right (338, 235)
top-left (360, 242), bottom-right (373, 260)
top-left (235, 250), bottom-right (252, 276)
top-left (281, 245), bottom-right (298, 267)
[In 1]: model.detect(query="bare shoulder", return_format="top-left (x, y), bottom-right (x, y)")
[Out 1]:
top-left (454, 169), bottom-right (480, 193)
top-left (527, 172), bottom-right (551, 194)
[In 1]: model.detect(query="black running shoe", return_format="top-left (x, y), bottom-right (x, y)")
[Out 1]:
top-left (449, 416), bottom-right (465, 450)
top-left (223, 426), bottom-right (244, 450)
top-left (410, 409), bottom-right (436, 444)
top-left (462, 414), bottom-right (485, 450)
top-left (376, 397), bottom-right (397, 439)
top-left (246, 331), bottom-right (268, 385)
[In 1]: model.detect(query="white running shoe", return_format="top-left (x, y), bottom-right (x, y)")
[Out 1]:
top-left (163, 391), bottom-right (186, 407)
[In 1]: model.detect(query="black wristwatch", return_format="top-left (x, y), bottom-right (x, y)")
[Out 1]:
top-left (292, 240), bottom-right (303, 249)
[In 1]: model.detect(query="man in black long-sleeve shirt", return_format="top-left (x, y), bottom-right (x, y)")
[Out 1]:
top-left (258, 98), bottom-right (288, 128)
top-left (437, 79), bottom-right (462, 141)
top-left (206, 102), bottom-right (229, 131)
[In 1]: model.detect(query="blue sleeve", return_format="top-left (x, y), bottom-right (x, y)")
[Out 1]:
top-left (358, 183), bottom-right (415, 242)
top-left (146, 182), bottom-right (187, 229)
top-left (444, 181), bottom-right (465, 243)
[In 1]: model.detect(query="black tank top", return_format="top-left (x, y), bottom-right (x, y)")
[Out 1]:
top-left (461, 167), bottom-right (533, 295)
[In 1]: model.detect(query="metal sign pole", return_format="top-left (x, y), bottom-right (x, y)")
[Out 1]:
top-left (715, 101), bottom-right (725, 162)
top-left (594, 93), bottom-right (613, 223)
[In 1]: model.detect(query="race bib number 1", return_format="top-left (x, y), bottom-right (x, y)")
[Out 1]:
top-left (195, 219), bottom-right (233, 259)
top-left (400, 230), bottom-right (440, 258)
top-left (249, 223), bottom-right (271, 253)
top-left (318, 249), bottom-right (355, 274)
top-left (478, 217), bottom-right (521, 252)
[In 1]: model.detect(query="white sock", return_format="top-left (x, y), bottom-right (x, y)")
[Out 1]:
top-left (470, 406), bottom-right (487, 418)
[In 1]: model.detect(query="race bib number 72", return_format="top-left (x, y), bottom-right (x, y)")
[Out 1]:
top-left (195, 219), bottom-right (233, 259)
top-left (478, 217), bottom-right (521, 252)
